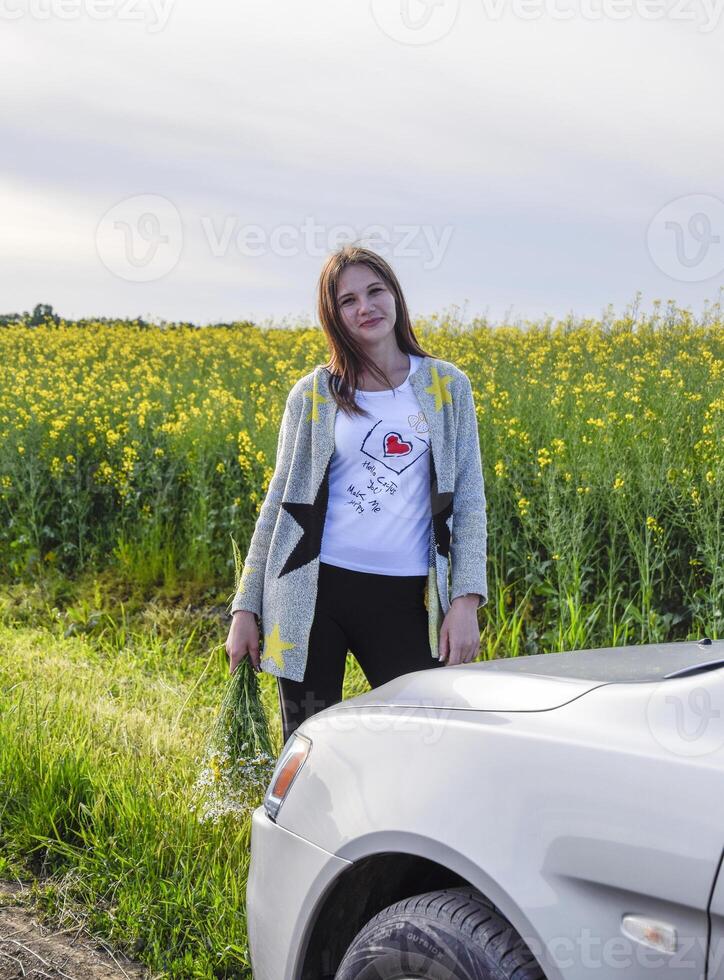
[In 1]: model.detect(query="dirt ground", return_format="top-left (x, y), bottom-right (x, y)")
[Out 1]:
top-left (0, 881), bottom-right (148, 980)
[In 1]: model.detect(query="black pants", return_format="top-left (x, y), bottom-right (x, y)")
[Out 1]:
top-left (276, 560), bottom-right (446, 744)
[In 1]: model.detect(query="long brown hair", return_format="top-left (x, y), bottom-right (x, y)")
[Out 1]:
top-left (316, 244), bottom-right (432, 419)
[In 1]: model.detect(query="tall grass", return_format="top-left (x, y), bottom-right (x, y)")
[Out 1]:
top-left (0, 617), bottom-right (256, 977)
top-left (0, 582), bottom-right (375, 977)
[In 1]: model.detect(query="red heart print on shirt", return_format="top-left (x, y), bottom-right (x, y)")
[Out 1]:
top-left (383, 432), bottom-right (412, 457)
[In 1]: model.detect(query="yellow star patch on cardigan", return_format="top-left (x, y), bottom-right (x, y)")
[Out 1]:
top-left (304, 376), bottom-right (328, 423)
top-left (424, 366), bottom-right (453, 412)
top-left (237, 564), bottom-right (254, 594)
top-left (261, 622), bottom-right (296, 670)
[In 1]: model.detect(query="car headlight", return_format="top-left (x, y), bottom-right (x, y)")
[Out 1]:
top-left (263, 733), bottom-right (311, 821)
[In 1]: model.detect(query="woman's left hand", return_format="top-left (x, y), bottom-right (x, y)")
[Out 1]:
top-left (439, 595), bottom-right (481, 665)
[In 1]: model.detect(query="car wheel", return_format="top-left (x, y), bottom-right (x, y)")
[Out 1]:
top-left (334, 886), bottom-right (544, 980)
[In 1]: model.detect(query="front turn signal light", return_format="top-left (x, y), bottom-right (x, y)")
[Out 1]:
top-left (621, 914), bottom-right (677, 954)
top-left (264, 733), bottom-right (311, 821)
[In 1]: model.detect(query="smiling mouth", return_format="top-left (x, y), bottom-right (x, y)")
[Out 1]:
top-left (361, 317), bottom-right (383, 327)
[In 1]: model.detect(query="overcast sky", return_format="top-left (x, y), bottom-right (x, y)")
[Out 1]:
top-left (2, 0), bottom-right (724, 326)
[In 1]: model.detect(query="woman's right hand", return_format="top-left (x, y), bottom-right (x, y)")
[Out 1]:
top-left (226, 610), bottom-right (261, 675)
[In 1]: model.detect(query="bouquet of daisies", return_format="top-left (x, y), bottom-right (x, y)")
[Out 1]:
top-left (191, 534), bottom-right (277, 824)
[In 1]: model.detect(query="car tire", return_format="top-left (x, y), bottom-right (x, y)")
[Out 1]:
top-left (334, 885), bottom-right (544, 980)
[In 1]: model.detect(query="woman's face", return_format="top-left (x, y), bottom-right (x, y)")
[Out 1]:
top-left (336, 264), bottom-right (397, 344)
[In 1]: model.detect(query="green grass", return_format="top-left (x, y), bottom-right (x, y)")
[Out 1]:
top-left (0, 575), bottom-right (378, 978)
top-left (0, 616), bottom-right (250, 977)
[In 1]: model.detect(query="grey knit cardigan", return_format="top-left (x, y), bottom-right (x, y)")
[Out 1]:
top-left (230, 354), bottom-right (488, 682)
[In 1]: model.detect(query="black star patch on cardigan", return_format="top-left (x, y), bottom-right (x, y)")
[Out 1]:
top-left (278, 459), bottom-right (331, 577)
top-left (430, 453), bottom-right (453, 560)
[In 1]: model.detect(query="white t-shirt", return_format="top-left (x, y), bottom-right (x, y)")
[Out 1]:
top-left (319, 353), bottom-right (431, 575)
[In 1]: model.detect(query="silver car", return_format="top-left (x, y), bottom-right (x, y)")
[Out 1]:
top-left (246, 638), bottom-right (724, 979)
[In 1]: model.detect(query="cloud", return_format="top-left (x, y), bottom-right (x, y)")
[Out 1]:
top-left (1, 0), bottom-right (722, 321)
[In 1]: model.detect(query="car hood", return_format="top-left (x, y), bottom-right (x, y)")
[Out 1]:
top-left (331, 639), bottom-right (724, 713)
top-left (332, 663), bottom-right (607, 712)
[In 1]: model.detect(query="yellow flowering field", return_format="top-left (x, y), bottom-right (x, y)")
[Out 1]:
top-left (1, 304), bottom-right (722, 648)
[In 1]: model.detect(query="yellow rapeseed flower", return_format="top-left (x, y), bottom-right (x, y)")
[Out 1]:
top-left (537, 447), bottom-right (552, 468)
top-left (646, 515), bottom-right (663, 535)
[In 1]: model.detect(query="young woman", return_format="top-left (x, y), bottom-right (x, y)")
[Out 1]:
top-left (226, 244), bottom-right (487, 744)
